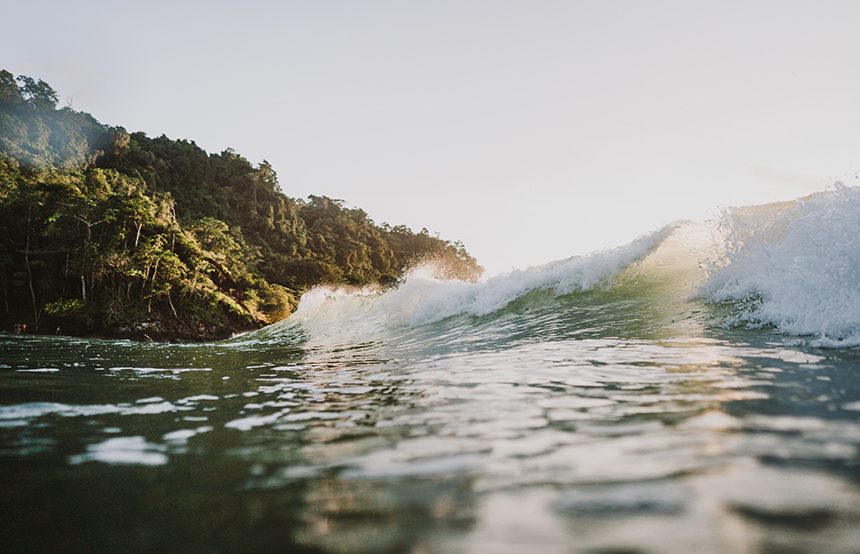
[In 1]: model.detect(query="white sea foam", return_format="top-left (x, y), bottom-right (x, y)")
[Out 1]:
top-left (225, 410), bottom-right (288, 431)
top-left (288, 224), bottom-right (678, 336)
top-left (394, 225), bottom-right (675, 325)
top-left (394, 226), bottom-right (670, 325)
top-left (68, 436), bottom-right (168, 466)
top-left (109, 366), bottom-right (212, 374)
top-left (0, 400), bottom-right (190, 426)
top-left (702, 184), bottom-right (860, 343)
top-left (163, 426), bottom-right (213, 444)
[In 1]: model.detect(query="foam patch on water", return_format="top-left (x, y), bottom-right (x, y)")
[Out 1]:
top-left (68, 436), bottom-right (168, 466)
top-left (109, 366), bottom-right (212, 374)
top-left (0, 400), bottom-right (190, 427)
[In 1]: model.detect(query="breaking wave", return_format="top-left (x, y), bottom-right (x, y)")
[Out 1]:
top-left (272, 184), bottom-right (860, 350)
top-left (702, 184), bottom-right (860, 345)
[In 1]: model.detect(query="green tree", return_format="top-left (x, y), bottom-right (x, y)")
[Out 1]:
top-left (16, 75), bottom-right (58, 110)
top-left (0, 69), bottom-right (482, 339)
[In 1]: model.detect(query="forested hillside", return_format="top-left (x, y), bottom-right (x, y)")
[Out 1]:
top-left (0, 70), bottom-right (482, 340)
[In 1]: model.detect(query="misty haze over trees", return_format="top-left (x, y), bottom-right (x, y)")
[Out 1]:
top-left (0, 70), bottom-right (482, 340)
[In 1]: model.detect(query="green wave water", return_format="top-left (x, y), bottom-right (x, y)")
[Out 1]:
top-left (3, 188), bottom-right (860, 553)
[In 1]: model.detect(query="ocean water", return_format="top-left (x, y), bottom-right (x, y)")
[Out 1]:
top-left (3, 185), bottom-right (860, 553)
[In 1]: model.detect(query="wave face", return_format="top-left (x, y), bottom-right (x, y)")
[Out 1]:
top-left (273, 184), bottom-right (860, 353)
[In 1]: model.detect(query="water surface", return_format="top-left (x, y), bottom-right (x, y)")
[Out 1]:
top-left (4, 190), bottom-right (860, 553)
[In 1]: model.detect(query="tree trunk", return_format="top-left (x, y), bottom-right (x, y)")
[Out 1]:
top-left (150, 257), bottom-right (160, 294)
top-left (62, 250), bottom-right (70, 298)
top-left (167, 289), bottom-right (179, 321)
top-left (190, 265), bottom-right (200, 296)
top-left (25, 206), bottom-right (39, 324)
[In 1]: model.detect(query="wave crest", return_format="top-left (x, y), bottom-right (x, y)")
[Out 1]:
top-left (701, 184), bottom-right (860, 342)
top-left (375, 223), bottom-right (677, 327)
top-left (286, 223), bottom-right (678, 338)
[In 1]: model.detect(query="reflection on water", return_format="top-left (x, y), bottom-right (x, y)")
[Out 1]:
top-left (3, 324), bottom-right (860, 553)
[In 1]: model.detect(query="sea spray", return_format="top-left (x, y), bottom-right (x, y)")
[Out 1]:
top-left (285, 285), bottom-right (390, 353)
top-left (700, 184), bottom-right (860, 343)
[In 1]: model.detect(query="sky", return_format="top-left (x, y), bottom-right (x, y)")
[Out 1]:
top-left (4, 0), bottom-right (860, 275)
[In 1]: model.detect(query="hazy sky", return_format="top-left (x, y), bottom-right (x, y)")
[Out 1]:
top-left (5, 0), bottom-right (860, 275)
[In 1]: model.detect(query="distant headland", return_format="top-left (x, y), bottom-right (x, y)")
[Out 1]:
top-left (0, 70), bottom-right (482, 341)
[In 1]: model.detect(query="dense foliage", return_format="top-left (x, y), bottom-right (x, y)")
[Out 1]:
top-left (0, 70), bottom-right (482, 340)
